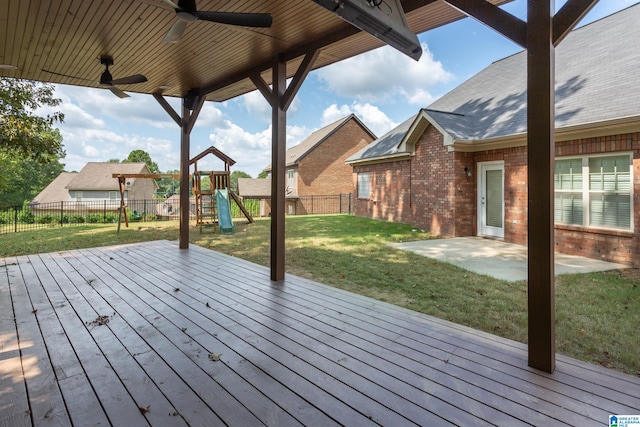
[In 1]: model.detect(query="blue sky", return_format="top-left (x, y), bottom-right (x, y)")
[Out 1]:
top-left (50, 0), bottom-right (639, 177)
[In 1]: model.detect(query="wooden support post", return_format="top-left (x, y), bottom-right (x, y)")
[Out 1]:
top-left (153, 92), bottom-right (204, 249)
top-left (179, 99), bottom-right (191, 249)
top-left (527, 0), bottom-right (555, 373)
top-left (270, 59), bottom-right (287, 281)
top-left (250, 50), bottom-right (318, 281)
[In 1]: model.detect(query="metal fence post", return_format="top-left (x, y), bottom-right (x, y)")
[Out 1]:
top-left (14, 206), bottom-right (18, 233)
top-left (60, 201), bottom-right (64, 226)
top-left (103, 200), bottom-right (107, 223)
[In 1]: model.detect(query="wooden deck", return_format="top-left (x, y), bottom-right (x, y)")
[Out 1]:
top-left (1, 240), bottom-right (639, 426)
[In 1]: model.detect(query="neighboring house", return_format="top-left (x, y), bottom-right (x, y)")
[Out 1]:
top-left (346, 5), bottom-right (640, 267)
top-left (237, 178), bottom-right (272, 217)
top-left (31, 162), bottom-right (157, 210)
top-left (262, 114), bottom-right (376, 214)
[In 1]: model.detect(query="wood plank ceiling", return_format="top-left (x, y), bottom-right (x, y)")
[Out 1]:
top-left (0, 0), bottom-right (511, 102)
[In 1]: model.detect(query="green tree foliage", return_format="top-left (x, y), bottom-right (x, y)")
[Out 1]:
top-left (107, 158), bottom-right (120, 163)
top-left (257, 170), bottom-right (269, 179)
top-left (0, 78), bottom-right (65, 207)
top-left (123, 149), bottom-right (159, 174)
top-left (156, 169), bottom-right (179, 197)
top-left (230, 170), bottom-right (251, 192)
top-left (0, 78), bottom-right (65, 162)
top-left (0, 152), bottom-right (64, 207)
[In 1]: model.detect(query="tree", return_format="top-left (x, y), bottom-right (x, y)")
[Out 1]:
top-left (257, 170), bottom-right (269, 179)
top-left (156, 169), bottom-right (179, 197)
top-left (107, 158), bottom-right (120, 163)
top-left (0, 151), bottom-right (65, 207)
top-left (123, 149), bottom-right (159, 174)
top-left (0, 78), bottom-right (65, 162)
top-left (230, 170), bottom-right (251, 192)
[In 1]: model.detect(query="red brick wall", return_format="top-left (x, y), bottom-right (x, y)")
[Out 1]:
top-left (297, 119), bottom-right (374, 196)
top-left (353, 129), bottom-right (640, 266)
top-left (352, 160), bottom-right (412, 223)
top-left (474, 146), bottom-right (529, 245)
top-left (554, 133), bottom-right (640, 266)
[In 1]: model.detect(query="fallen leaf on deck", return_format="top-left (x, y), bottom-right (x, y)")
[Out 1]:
top-left (208, 353), bottom-right (222, 361)
top-left (32, 309), bottom-right (37, 314)
top-left (174, 288), bottom-right (180, 292)
top-left (139, 405), bottom-right (150, 414)
top-left (181, 327), bottom-right (187, 332)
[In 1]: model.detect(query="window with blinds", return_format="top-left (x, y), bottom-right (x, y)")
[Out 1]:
top-left (554, 154), bottom-right (632, 230)
top-left (358, 172), bottom-right (370, 199)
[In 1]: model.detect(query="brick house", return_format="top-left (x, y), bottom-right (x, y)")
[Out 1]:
top-left (252, 114), bottom-right (376, 215)
top-left (346, 5), bottom-right (640, 267)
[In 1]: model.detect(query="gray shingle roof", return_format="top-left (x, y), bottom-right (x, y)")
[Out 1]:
top-left (30, 172), bottom-right (78, 204)
top-left (66, 162), bottom-right (150, 190)
top-left (349, 4), bottom-right (640, 162)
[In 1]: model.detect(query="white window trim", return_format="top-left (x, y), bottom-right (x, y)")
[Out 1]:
top-left (555, 152), bottom-right (633, 232)
top-left (357, 172), bottom-right (370, 199)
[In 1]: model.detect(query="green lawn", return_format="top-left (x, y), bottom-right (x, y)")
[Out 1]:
top-left (2, 215), bottom-right (638, 376)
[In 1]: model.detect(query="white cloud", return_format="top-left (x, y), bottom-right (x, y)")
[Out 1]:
top-left (321, 103), bottom-right (397, 137)
top-left (316, 42), bottom-right (453, 106)
top-left (206, 122), bottom-right (311, 177)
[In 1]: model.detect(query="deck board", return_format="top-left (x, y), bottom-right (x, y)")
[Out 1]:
top-left (1, 240), bottom-right (639, 426)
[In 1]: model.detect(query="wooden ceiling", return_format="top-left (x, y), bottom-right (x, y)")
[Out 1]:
top-left (0, 0), bottom-right (510, 102)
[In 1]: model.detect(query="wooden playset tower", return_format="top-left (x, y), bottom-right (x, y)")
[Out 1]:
top-left (190, 146), bottom-right (253, 230)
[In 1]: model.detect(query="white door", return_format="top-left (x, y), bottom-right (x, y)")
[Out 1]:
top-left (478, 162), bottom-right (504, 238)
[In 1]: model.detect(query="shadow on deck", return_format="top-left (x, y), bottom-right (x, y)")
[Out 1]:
top-left (1, 240), bottom-right (638, 426)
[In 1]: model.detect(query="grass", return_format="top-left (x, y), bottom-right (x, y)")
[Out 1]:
top-left (1, 215), bottom-right (639, 376)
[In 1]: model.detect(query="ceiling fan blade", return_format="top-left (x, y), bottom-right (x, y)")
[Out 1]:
top-left (106, 85), bottom-right (130, 98)
top-left (41, 69), bottom-right (95, 83)
top-left (158, 0), bottom-right (180, 9)
top-left (163, 20), bottom-right (188, 43)
top-left (196, 11), bottom-right (272, 28)
top-left (110, 74), bottom-right (148, 85)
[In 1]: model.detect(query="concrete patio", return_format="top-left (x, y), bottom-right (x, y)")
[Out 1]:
top-left (390, 237), bottom-right (629, 281)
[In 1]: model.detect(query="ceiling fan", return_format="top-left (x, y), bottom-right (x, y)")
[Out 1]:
top-left (42, 56), bottom-right (147, 98)
top-left (159, 0), bottom-right (273, 43)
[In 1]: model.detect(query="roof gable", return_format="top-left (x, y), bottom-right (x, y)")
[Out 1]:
top-left (428, 3), bottom-right (640, 141)
top-left (265, 114), bottom-right (376, 171)
top-left (30, 172), bottom-right (78, 204)
top-left (349, 4), bottom-right (640, 163)
top-left (66, 162), bottom-right (151, 190)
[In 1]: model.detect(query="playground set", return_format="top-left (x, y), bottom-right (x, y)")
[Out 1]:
top-left (112, 146), bottom-right (253, 234)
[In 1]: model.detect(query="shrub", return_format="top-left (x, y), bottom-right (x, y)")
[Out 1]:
top-left (85, 213), bottom-right (102, 224)
top-left (36, 214), bottom-right (55, 224)
top-left (69, 214), bottom-right (85, 224)
top-left (18, 208), bottom-right (34, 224)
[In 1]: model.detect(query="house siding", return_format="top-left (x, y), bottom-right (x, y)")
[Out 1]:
top-left (354, 130), bottom-right (640, 266)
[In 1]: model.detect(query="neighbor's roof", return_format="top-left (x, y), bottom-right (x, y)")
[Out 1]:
top-left (66, 162), bottom-right (151, 191)
top-left (237, 178), bottom-right (271, 198)
top-left (264, 114), bottom-right (376, 171)
top-left (348, 4), bottom-right (640, 163)
top-left (30, 172), bottom-right (78, 205)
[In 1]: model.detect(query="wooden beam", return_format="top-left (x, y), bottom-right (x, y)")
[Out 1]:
top-left (249, 72), bottom-right (275, 107)
top-left (152, 93), bottom-right (181, 127)
top-left (200, 0), bottom-right (438, 98)
top-left (527, 0), bottom-right (555, 374)
top-left (179, 99), bottom-right (191, 250)
top-left (282, 50), bottom-right (319, 111)
top-left (111, 173), bottom-right (181, 179)
top-left (270, 59), bottom-right (287, 281)
top-left (552, 0), bottom-right (599, 46)
top-left (442, 0), bottom-right (527, 48)
top-left (185, 94), bottom-right (205, 134)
